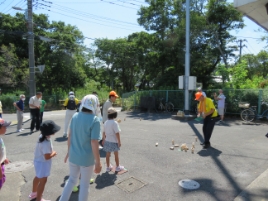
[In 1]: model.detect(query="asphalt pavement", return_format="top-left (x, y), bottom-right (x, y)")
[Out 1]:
top-left (0, 110), bottom-right (268, 201)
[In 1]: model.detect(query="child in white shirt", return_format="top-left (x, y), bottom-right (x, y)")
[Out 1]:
top-left (102, 107), bottom-right (125, 172)
top-left (28, 120), bottom-right (60, 201)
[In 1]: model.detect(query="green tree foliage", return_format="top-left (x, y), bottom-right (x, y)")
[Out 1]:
top-left (0, 13), bottom-right (88, 94)
top-left (0, 1), bottom-right (265, 95)
top-left (135, 0), bottom-right (244, 88)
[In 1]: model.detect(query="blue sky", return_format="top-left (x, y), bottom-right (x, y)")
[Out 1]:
top-left (1, 0), bottom-right (267, 55)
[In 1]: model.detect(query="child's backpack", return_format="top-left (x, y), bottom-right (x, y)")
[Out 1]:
top-left (67, 97), bottom-right (76, 110)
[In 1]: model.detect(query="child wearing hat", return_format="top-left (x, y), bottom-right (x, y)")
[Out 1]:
top-left (102, 107), bottom-right (125, 172)
top-left (0, 118), bottom-right (11, 190)
top-left (28, 120), bottom-right (60, 201)
top-left (59, 95), bottom-right (102, 201)
top-left (102, 91), bottom-right (119, 124)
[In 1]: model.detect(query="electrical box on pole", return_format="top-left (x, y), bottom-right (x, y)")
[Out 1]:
top-left (37, 65), bottom-right (45, 74)
top-left (178, 76), bottom-right (196, 90)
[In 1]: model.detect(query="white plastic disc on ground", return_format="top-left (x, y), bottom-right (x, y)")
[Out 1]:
top-left (178, 179), bottom-right (200, 190)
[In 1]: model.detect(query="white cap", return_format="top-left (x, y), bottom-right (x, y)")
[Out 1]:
top-left (80, 95), bottom-right (98, 114)
top-left (69, 91), bottom-right (74, 95)
top-left (69, 95), bottom-right (75, 99)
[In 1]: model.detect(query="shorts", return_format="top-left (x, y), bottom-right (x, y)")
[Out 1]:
top-left (103, 141), bottom-right (120, 153)
top-left (218, 108), bottom-right (225, 115)
top-left (34, 160), bottom-right (52, 178)
top-left (0, 163), bottom-right (6, 189)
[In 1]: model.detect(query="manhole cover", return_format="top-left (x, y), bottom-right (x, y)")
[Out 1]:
top-left (5, 161), bottom-right (34, 173)
top-left (116, 177), bottom-right (147, 193)
top-left (178, 179), bottom-right (200, 190)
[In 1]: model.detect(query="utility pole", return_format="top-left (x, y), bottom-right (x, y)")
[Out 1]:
top-left (238, 39), bottom-right (246, 59)
top-left (184, 0), bottom-right (190, 115)
top-left (27, 0), bottom-right (35, 97)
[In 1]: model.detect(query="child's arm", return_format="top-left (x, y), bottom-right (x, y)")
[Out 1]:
top-left (4, 158), bottom-right (9, 164)
top-left (116, 132), bottom-right (121, 147)
top-left (91, 139), bottom-right (102, 174)
top-left (44, 151), bottom-right (57, 160)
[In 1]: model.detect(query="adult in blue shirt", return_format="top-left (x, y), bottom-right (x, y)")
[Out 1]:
top-left (13, 94), bottom-right (26, 132)
top-left (59, 95), bottom-right (102, 201)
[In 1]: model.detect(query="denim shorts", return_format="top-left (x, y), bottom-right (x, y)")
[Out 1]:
top-left (103, 141), bottom-right (120, 152)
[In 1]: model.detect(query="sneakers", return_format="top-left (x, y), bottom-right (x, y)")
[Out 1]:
top-left (218, 120), bottom-right (224, 123)
top-left (72, 186), bottom-right (78, 193)
top-left (63, 133), bottom-right (67, 138)
top-left (28, 192), bottom-right (37, 199)
top-left (20, 128), bottom-right (25, 131)
top-left (90, 178), bottom-right (94, 184)
top-left (17, 129), bottom-right (22, 132)
top-left (40, 199), bottom-right (51, 201)
top-left (106, 164), bottom-right (113, 172)
top-left (115, 165), bottom-right (125, 172)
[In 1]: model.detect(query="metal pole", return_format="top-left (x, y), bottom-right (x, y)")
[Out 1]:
top-left (184, 0), bottom-right (190, 115)
top-left (239, 39), bottom-right (242, 59)
top-left (27, 0), bottom-right (35, 97)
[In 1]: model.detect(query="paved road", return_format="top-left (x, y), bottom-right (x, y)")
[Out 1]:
top-left (0, 110), bottom-right (268, 201)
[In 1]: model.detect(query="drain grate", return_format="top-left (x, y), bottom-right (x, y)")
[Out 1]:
top-left (178, 179), bottom-right (200, 190)
top-left (116, 176), bottom-right (147, 193)
top-left (5, 161), bottom-right (34, 173)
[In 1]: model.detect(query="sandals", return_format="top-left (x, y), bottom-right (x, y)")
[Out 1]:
top-left (28, 192), bottom-right (37, 199)
top-left (115, 165), bottom-right (125, 172)
top-left (106, 164), bottom-right (113, 172)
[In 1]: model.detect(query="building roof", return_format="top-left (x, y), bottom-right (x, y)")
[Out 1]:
top-left (234, 0), bottom-right (268, 31)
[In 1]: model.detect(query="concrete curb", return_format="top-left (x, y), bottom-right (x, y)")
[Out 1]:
top-left (234, 168), bottom-right (268, 201)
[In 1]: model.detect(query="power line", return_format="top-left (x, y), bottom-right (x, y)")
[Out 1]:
top-left (0, 0), bottom-right (8, 6)
top-left (1, 0), bottom-right (17, 13)
top-left (245, 41), bottom-right (257, 54)
top-left (8, 1), bottom-right (27, 15)
top-left (45, 9), bottom-right (139, 31)
top-left (100, 0), bottom-right (137, 10)
top-left (50, 3), bottom-right (140, 27)
top-left (116, 0), bottom-right (140, 7)
top-left (130, 0), bottom-right (146, 4)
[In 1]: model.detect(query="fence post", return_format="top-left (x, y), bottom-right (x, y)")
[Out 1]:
top-left (134, 91), bottom-right (136, 110)
top-left (122, 95), bottom-right (124, 109)
top-left (166, 90), bottom-right (168, 102)
top-left (258, 90), bottom-right (262, 115)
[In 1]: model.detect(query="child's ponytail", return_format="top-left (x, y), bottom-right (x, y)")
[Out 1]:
top-left (39, 134), bottom-right (47, 143)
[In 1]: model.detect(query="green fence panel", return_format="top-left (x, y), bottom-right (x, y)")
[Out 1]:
top-left (122, 89), bottom-right (268, 114)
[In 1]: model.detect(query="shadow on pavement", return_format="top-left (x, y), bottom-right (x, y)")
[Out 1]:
top-left (56, 175), bottom-right (79, 201)
top-left (187, 121), bottom-right (204, 143)
top-left (55, 137), bottom-right (68, 142)
top-left (125, 111), bottom-right (176, 121)
top-left (17, 132), bottom-right (33, 137)
top-left (185, 122), bottom-right (256, 200)
top-left (180, 178), bottom-right (223, 200)
top-left (95, 172), bottom-right (117, 189)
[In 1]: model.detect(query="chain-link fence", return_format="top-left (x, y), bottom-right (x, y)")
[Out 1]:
top-left (122, 89), bottom-right (268, 115)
